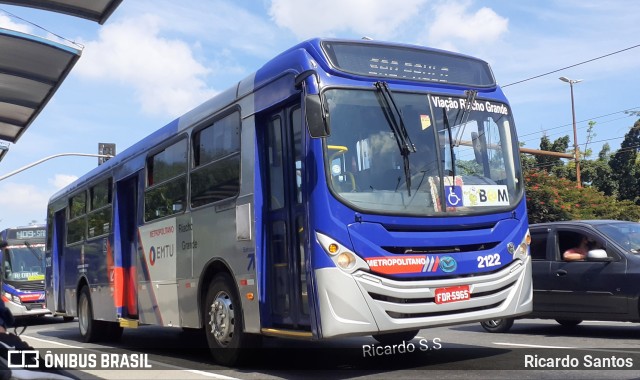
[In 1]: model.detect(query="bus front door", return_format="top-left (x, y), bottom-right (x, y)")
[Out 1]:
top-left (263, 105), bottom-right (310, 331)
top-left (114, 176), bottom-right (139, 318)
top-left (52, 210), bottom-right (66, 313)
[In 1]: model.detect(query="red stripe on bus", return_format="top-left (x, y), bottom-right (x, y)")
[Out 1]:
top-left (113, 267), bottom-right (125, 308)
top-left (127, 266), bottom-right (137, 313)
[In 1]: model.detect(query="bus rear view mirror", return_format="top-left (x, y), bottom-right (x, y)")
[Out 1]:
top-left (305, 95), bottom-right (330, 138)
top-left (295, 70), bottom-right (330, 138)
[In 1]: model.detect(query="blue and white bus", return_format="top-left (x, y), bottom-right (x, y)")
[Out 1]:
top-left (1, 225), bottom-right (50, 318)
top-left (45, 38), bottom-right (531, 365)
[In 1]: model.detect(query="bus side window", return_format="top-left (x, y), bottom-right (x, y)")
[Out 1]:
top-left (191, 112), bottom-right (241, 208)
top-left (145, 138), bottom-right (188, 221)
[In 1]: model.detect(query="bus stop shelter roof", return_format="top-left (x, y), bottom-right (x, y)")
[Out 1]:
top-left (0, 0), bottom-right (123, 24)
top-left (0, 27), bottom-right (81, 153)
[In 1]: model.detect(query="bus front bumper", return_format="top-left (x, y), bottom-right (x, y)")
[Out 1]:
top-left (315, 257), bottom-right (532, 338)
top-left (4, 300), bottom-right (50, 318)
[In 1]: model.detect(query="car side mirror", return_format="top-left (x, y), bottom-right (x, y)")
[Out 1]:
top-left (587, 249), bottom-right (613, 262)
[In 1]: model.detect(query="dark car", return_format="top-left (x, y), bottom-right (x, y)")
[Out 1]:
top-left (480, 220), bottom-right (640, 333)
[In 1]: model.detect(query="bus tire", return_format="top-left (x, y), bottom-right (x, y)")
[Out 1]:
top-left (78, 286), bottom-right (102, 342)
top-left (204, 273), bottom-right (256, 366)
top-left (480, 318), bottom-right (514, 333)
top-left (372, 329), bottom-right (420, 345)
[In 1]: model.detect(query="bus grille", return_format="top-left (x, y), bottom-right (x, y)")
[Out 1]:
top-left (4, 280), bottom-right (45, 292)
top-left (382, 241), bottom-right (500, 255)
top-left (353, 260), bottom-right (525, 321)
top-left (386, 302), bottom-right (503, 319)
top-left (368, 282), bottom-right (513, 319)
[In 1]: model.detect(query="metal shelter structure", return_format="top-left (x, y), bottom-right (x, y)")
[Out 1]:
top-left (0, 0), bottom-right (122, 24)
top-left (0, 28), bottom-right (81, 161)
top-left (0, 0), bottom-right (122, 162)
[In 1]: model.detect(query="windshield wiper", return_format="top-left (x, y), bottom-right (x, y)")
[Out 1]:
top-left (374, 81), bottom-right (416, 195)
top-left (24, 241), bottom-right (43, 261)
top-left (442, 108), bottom-right (456, 180)
top-left (453, 89), bottom-right (478, 147)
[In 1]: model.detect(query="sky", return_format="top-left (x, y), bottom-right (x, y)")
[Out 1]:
top-left (0, 0), bottom-right (639, 229)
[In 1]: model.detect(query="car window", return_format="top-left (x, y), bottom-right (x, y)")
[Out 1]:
top-left (594, 222), bottom-right (640, 254)
top-left (530, 231), bottom-right (547, 260)
top-left (557, 229), bottom-right (609, 262)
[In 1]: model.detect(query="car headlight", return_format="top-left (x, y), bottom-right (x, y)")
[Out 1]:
top-left (316, 232), bottom-right (367, 273)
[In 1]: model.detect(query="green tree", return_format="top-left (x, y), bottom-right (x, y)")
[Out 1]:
top-left (586, 143), bottom-right (616, 196)
top-left (519, 142), bottom-right (536, 171)
top-left (535, 134), bottom-right (569, 173)
top-left (609, 120), bottom-right (640, 204)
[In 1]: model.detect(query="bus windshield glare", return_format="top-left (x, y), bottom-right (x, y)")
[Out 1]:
top-left (3, 245), bottom-right (45, 281)
top-left (323, 88), bottom-right (523, 215)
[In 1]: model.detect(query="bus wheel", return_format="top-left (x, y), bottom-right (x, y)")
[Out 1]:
top-left (78, 286), bottom-right (102, 342)
top-left (204, 273), bottom-right (250, 366)
top-left (372, 329), bottom-right (420, 345)
top-left (480, 318), bottom-right (514, 333)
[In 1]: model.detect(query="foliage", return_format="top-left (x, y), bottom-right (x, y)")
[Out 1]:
top-left (524, 167), bottom-right (640, 223)
top-left (608, 120), bottom-right (640, 204)
top-left (521, 119), bottom-right (640, 223)
top-left (535, 134), bottom-right (569, 173)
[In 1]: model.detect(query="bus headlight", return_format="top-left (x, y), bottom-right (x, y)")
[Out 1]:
top-left (512, 230), bottom-right (530, 261)
top-left (316, 232), bottom-right (367, 273)
top-left (337, 252), bottom-right (356, 270)
top-left (3, 292), bottom-right (20, 305)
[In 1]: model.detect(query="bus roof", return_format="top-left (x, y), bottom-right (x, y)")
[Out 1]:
top-left (49, 37), bottom-right (497, 202)
top-left (0, 225), bottom-right (46, 244)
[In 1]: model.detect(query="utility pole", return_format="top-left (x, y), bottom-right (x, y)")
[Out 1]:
top-left (559, 76), bottom-right (583, 188)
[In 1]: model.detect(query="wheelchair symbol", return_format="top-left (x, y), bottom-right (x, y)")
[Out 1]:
top-left (446, 186), bottom-right (462, 207)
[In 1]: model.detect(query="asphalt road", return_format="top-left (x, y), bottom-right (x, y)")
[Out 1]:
top-left (9, 316), bottom-right (640, 379)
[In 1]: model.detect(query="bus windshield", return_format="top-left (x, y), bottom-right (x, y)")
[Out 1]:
top-left (3, 244), bottom-right (45, 281)
top-left (323, 88), bottom-right (523, 216)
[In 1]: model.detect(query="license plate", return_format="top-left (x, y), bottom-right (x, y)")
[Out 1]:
top-left (434, 285), bottom-right (470, 304)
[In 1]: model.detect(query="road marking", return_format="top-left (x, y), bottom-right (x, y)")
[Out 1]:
top-left (21, 335), bottom-right (82, 348)
top-left (184, 369), bottom-right (242, 379)
top-left (494, 342), bottom-right (575, 349)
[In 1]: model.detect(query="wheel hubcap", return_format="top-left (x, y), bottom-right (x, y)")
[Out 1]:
top-left (79, 295), bottom-right (89, 335)
top-left (208, 291), bottom-right (235, 346)
top-left (485, 319), bottom-right (501, 327)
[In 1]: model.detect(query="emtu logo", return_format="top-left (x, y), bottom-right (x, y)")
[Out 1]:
top-left (149, 247), bottom-right (156, 266)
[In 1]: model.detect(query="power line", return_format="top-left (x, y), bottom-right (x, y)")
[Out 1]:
top-left (0, 8), bottom-right (84, 49)
top-left (519, 115), bottom-right (634, 146)
top-left (518, 107), bottom-right (640, 139)
top-left (503, 43), bottom-right (640, 87)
